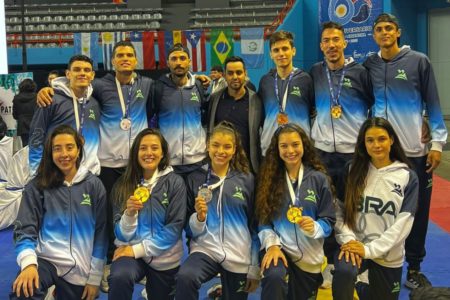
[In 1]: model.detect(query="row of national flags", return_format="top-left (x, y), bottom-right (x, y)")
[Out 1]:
top-left (73, 28), bottom-right (264, 71)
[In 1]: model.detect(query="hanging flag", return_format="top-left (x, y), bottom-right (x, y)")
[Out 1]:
top-left (157, 31), bottom-right (167, 69)
top-left (210, 29), bottom-right (234, 66)
top-left (172, 30), bottom-right (186, 45)
top-left (185, 30), bottom-right (206, 72)
top-left (240, 27), bottom-right (264, 69)
top-left (164, 31), bottom-right (174, 58)
top-left (73, 32), bottom-right (99, 70)
top-left (101, 32), bottom-right (127, 71)
top-left (130, 31), bottom-right (156, 70)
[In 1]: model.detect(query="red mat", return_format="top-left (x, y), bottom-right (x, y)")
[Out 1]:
top-left (430, 175), bottom-right (450, 233)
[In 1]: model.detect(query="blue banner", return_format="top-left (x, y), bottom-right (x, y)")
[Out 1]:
top-left (319, 0), bottom-right (384, 63)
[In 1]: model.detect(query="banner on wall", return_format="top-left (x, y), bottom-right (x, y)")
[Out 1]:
top-left (240, 27), bottom-right (264, 69)
top-left (130, 31), bottom-right (156, 70)
top-left (319, 0), bottom-right (383, 63)
top-left (74, 32), bottom-right (99, 70)
top-left (210, 29), bottom-right (234, 66)
top-left (0, 72), bottom-right (33, 130)
top-left (185, 30), bottom-right (206, 72)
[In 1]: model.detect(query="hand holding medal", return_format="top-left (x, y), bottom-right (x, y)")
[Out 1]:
top-left (134, 186), bottom-right (150, 203)
top-left (195, 192), bottom-right (209, 222)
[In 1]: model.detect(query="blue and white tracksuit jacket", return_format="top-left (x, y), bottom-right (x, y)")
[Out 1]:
top-left (335, 161), bottom-right (418, 268)
top-left (310, 58), bottom-right (374, 153)
top-left (153, 73), bottom-right (206, 166)
top-left (185, 166), bottom-right (260, 279)
top-left (93, 73), bottom-right (152, 168)
top-left (113, 167), bottom-right (187, 271)
top-left (363, 46), bottom-right (448, 157)
top-left (13, 167), bottom-right (107, 286)
top-left (258, 166), bottom-right (335, 273)
top-left (258, 68), bottom-right (315, 156)
top-left (28, 78), bottom-right (100, 175)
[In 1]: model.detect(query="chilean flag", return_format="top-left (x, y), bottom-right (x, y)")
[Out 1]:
top-left (130, 31), bottom-right (156, 70)
top-left (185, 30), bottom-right (206, 72)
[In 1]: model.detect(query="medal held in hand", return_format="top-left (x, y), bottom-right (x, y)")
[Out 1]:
top-left (120, 118), bottom-right (132, 130)
top-left (286, 206), bottom-right (303, 223)
top-left (331, 105), bottom-right (342, 119)
top-left (134, 186), bottom-right (150, 203)
top-left (277, 112), bottom-right (289, 125)
top-left (198, 186), bottom-right (213, 203)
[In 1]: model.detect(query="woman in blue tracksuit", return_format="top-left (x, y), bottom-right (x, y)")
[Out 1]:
top-left (332, 117), bottom-right (419, 300)
top-left (11, 125), bottom-right (107, 300)
top-left (255, 123), bottom-right (336, 300)
top-left (176, 121), bottom-right (260, 300)
top-left (108, 128), bottom-right (186, 300)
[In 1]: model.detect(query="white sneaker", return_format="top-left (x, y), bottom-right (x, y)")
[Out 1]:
top-left (100, 264), bottom-right (111, 293)
top-left (321, 264), bottom-right (334, 289)
top-left (141, 287), bottom-right (148, 299)
top-left (44, 285), bottom-right (55, 300)
top-left (357, 270), bottom-right (369, 284)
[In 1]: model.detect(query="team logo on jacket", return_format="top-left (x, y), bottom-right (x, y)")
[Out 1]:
top-left (391, 183), bottom-right (403, 197)
top-left (304, 189), bottom-right (317, 203)
top-left (190, 92), bottom-right (199, 102)
top-left (395, 69), bottom-right (408, 81)
top-left (136, 89), bottom-right (144, 99)
top-left (161, 192), bottom-right (169, 207)
top-left (89, 109), bottom-right (96, 120)
top-left (81, 193), bottom-right (92, 206)
top-left (391, 282), bottom-right (400, 293)
top-left (358, 196), bottom-right (396, 216)
top-left (233, 186), bottom-right (245, 201)
top-left (290, 86), bottom-right (301, 97)
top-left (343, 78), bottom-right (352, 88)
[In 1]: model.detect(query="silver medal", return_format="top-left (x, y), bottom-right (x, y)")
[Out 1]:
top-left (198, 187), bottom-right (213, 203)
top-left (120, 118), bottom-right (131, 130)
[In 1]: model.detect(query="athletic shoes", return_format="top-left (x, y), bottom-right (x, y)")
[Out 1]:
top-left (405, 270), bottom-right (432, 289)
top-left (100, 264), bottom-right (111, 293)
top-left (207, 283), bottom-right (222, 300)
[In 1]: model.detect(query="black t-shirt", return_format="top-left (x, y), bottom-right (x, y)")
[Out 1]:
top-left (215, 89), bottom-right (251, 161)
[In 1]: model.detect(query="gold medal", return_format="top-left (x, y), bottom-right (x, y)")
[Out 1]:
top-left (331, 105), bottom-right (342, 119)
top-left (134, 186), bottom-right (150, 203)
top-left (277, 113), bottom-right (289, 125)
top-left (286, 206), bottom-right (303, 223)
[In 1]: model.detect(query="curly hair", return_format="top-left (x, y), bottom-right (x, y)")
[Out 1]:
top-left (208, 121), bottom-right (250, 174)
top-left (255, 124), bottom-right (329, 225)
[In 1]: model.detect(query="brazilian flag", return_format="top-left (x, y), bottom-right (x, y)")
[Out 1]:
top-left (210, 29), bottom-right (234, 66)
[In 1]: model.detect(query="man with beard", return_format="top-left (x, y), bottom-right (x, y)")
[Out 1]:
top-left (309, 21), bottom-right (374, 288)
top-left (207, 56), bottom-right (262, 172)
top-left (148, 43), bottom-right (208, 179)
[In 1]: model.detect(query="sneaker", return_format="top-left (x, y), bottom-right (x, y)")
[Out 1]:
top-left (405, 270), bottom-right (432, 289)
top-left (207, 284), bottom-right (222, 299)
top-left (320, 264), bottom-right (334, 289)
top-left (100, 264), bottom-right (111, 293)
top-left (356, 270), bottom-right (369, 284)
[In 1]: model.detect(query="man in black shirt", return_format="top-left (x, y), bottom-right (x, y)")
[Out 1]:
top-left (207, 56), bottom-right (263, 172)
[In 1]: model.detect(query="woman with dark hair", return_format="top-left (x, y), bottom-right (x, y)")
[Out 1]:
top-left (12, 78), bottom-right (37, 146)
top-left (176, 121), bottom-right (260, 300)
top-left (255, 123), bottom-right (335, 300)
top-left (11, 125), bottom-right (107, 300)
top-left (108, 128), bottom-right (186, 300)
top-left (332, 117), bottom-right (419, 300)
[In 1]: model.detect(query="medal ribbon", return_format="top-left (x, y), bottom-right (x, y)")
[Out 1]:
top-left (115, 77), bottom-right (134, 119)
top-left (274, 69), bottom-right (295, 113)
top-left (325, 66), bottom-right (346, 108)
top-left (286, 164), bottom-right (304, 206)
top-left (140, 168), bottom-right (160, 193)
top-left (71, 91), bottom-right (87, 134)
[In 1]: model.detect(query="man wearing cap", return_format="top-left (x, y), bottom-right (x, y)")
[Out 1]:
top-left (148, 43), bottom-right (208, 179)
top-left (364, 13), bottom-right (448, 289)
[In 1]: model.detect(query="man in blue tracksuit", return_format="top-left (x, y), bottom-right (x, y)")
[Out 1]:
top-left (29, 55), bottom-right (101, 176)
top-left (258, 31), bottom-right (315, 156)
top-left (364, 13), bottom-right (448, 289)
top-left (310, 21), bottom-right (373, 282)
top-left (148, 44), bottom-right (207, 178)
